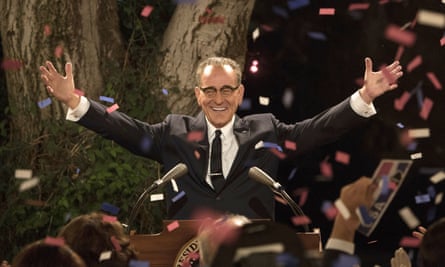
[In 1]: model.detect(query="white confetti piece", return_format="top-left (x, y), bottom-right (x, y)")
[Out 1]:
top-left (417, 9), bottom-right (445, 28)
top-left (150, 193), bottom-right (164, 202)
top-left (252, 27), bottom-right (260, 41)
top-left (430, 171), bottom-right (445, 184)
top-left (408, 128), bottom-right (430, 138)
top-left (398, 206), bottom-right (420, 229)
top-left (410, 152), bottom-right (422, 160)
top-left (15, 169), bottom-right (32, 179)
top-left (435, 192), bottom-right (443, 204)
top-left (19, 177), bottom-right (40, 192)
top-left (99, 251), bottom-right (112, 261)
top-left (258, 96), bottom-right (270, 106)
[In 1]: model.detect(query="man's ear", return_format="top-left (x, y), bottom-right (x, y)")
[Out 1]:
top-left (238, 84), bottom-right (245, 106)
top-left (194, 87), bottom-right (202, 106)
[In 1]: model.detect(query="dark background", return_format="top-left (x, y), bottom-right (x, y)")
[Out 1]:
top-left (242, 0), bottom-right (445, 266)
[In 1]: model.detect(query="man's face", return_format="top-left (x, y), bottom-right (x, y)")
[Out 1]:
top-left (195, 65), bottom-right (244, 128)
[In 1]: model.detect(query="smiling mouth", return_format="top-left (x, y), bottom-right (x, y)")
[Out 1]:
top-left (212, 107), bottom-right (227, 111)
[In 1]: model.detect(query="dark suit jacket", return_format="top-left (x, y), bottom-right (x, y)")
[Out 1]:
top-left (78, 97), bottom-right (367, 219)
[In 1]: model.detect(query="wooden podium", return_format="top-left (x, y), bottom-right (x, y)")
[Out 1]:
top-left (130, 220), bottom-right (321, 267)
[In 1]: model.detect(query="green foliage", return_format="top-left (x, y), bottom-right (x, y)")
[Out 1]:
top-left (0, 0), bottom-right (175, 260)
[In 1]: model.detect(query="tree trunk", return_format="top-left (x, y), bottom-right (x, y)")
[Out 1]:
top-left (0, 0), bottom-right (124, 158)
top-left (159, 0), bottom-right (256, 115)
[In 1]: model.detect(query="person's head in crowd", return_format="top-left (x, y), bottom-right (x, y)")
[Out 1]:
top-left (417, 217), bottom-right (445, 267)
top-left (197, 214), bottom-right (251, 267)
top-left (206, 220), bottom-right (312, 267)
top-left (12, 240), bottom-right (86, 267)
top-left (194, 57), bottom-right (245, 128)
top-left (58, 212), bottom-right (136, 267)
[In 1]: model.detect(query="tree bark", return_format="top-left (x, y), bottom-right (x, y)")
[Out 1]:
top-left (0, 0), bottom-right (124, 154)
top-left (159, 0), bottom-right (256, 115)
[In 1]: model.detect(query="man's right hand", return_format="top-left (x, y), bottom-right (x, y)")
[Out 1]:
top-left (39, 61), bottom-right (80, 109)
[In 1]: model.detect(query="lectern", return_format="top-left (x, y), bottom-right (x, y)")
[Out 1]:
top-left (130, 220), bottom-right (321, 267)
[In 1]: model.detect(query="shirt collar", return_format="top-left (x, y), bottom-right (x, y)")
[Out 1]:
top-left (206, 116), bottom-right (235, 141)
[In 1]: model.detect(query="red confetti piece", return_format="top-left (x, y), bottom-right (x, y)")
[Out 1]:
top-left (380, 64), bottom-right (397, 84)
top-left (440, 36), bottom-right (445, 46)
top-left (323, 205), bottom-right (338, 220)
top-left (1, 59), bottom-right (22, 70)
top-left (102, 215), bottom-right (117, 223)
top-left (355, 77), bottom-right (364, 87)
top-left (74, 89), bottom-right (85, 96)
top-left (399, 236), bottom-right (421, 248)
top-left (291, 215), bottom-right (312, 226)
top-left (141, 5), bottom-right (153, 17)
top-left (379, 0), bottom-right (389, 5)
top-left (348, 3), bottom-right (370, 11)
top-left (384, 24), bottom-right (416, 47)
top-left (406, 55), bottom-right (422, 72)
top-left (187, 131), bottom-right (204, 142)
top-left (44, 236), bottom-right (65, 247)
top-left (260, 24), bottom-right (274, 32)
top-left (110, 236), bottom-right (122, 252)
top-left (320, 160), bottom-right (333, 178)
top-left (54, 45), bottom-right (63, 58)
top-left (367, 240), bottom-right (378, 244)
top-left (284, 140), bottom-right (297, 150)
top-left (43, 24), bottom-right (51, 37)
top-left (394, 91), bottom-right (411, 111)
top-left (274, 195), bottom-right (288, 205)
top-left (419, 97), bottom-right (433, 120)
top-left (389, 181), bottom-right (397, 190)
top-left (193, 150), bottom-right (200, 159)
top-left (293, 187), bottom-right (309, 206)
top-left (269, 148), bottom-right (286, 159)
top-left (426, 72), bottom-right (442, 90)
top-left (167, 220), bottom-right (180, 232)
top-left (319, 8), bottom-right (335, 15)
top-left (394, 46), bottom-right (405, 61)
top-left (106, 103), bottom-right (119, 113)
top-left (335, 151), bottom-right (350, 165)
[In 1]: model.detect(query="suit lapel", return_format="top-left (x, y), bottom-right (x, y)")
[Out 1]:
top-left (189, 112), bottom-right (212, 188)
top-left (227, 116), bottom-right (251, 180)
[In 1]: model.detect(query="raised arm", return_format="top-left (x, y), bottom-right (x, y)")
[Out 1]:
top-left (39, 61), bottom-right (80, 109)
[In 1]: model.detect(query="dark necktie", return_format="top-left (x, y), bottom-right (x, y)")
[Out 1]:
top-left (210, 130), bottom-right (225, 192)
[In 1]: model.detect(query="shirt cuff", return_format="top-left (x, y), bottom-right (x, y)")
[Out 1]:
top-left (350, 90), bottom-right (376, 118)
top-left (66, 96), bottom-right (90, 121)
top-left (325, 238), bottom-right (355, 255)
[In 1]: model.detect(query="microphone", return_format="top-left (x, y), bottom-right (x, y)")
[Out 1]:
top-left (126, 163), bottom-right (188, 233)
top-left (248, 166), bottom-right (310, 232)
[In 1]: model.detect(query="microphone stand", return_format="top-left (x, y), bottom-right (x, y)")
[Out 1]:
top-left (275, 187), bottom-right (310, 232)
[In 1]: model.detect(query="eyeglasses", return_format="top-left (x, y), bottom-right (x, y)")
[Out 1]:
top-left (199, 85), bottom-right (240, 98)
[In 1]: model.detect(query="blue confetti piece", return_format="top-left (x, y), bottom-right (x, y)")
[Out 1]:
top-left (288, 0), bottom-right (309, 10)
top-left (287, 167), bottom-right (298, 180)
top-left (139, 136), bottom-right (152, 153)
top-left (415, 194), bottom-right (431, 204)
top-left (331, 254), bottom-right (361, 267)
top-left (272, 6), bottom-right (289, 19)
top-left (101, 202), bottom-right (120, 215)
top-left (162, 88), bottom-right (169, 95)
top-left (427, 206), bottom-right (436, 222)
top-left (172, 190), bottom-right (186, 203)
top-left (129, 260), bottom-right (150, 267)
top-left (396, 122), bottom-right (405, 128)
top-left (321, 200), bottom-right (333, 213)
top-left (173, 0), bottom-right (196, 4)
top-left (307, 31), bottom-right (327, 41)
top-left (427, 185), bottom-right (436, 198)
top-left (262, 142), bottom-right (283, 152)
top-left (416, 88), bottom-right (424, 111)
top-left (38, 98), bottom-right (52, 109)
top-left (239, 98), bottom-right (252, 111)
top-left (406, 141), bottom-right (418, 151)
top-left (99, 96), bottom-right (115, 103)
top-left (76, 168), bottom-right (80, 174)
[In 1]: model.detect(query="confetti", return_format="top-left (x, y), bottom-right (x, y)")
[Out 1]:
top-left (129, 260), bottom-right (150, 267)
top-left (252, 27), bottom-right (260, 41)
top-left (167, 220), bottom-right (180, 232)
top-left (419, 97), bottom-right (433, 120)
top-left (441, 36), bottom-right (445, 46)
top-left (110, 236), bottom-right (122, 252)
top-left (410, 152), bottom-right (422, 160)
top-left (320, 160), bottom-right (333, 178)
top-left (99, 96), bottom-right (115, 103)
top-left (139, 136), bottom-right (152, 152)
top-left (1, 59), bottom-right (22, 70)
top-left (150, 193), bottom-right (164, 202)
top-left (348, 3), bottom-right (370, 11)
top-left (255, 141), bottom-right (283, 152)
top-left (193, 150), bottom-right (201, 159)
top-left (282, 88), bottom-right (294, 109)
top-left (141, 5), bottom-right (154, 17)
top-left (398, 206), bottom-right (420, 229)
top-left (162, 88), bottom-right (169, 95)
top-left (288, 0), bottom-right (310, 10)
top-left (394, 91), bottom-right (411, 111)
top-left (284, 140), bottom-right (297, 151)
top-left (101, 202), bottom-right (120, 215)
top-left (334, 199), bottom-right (350, 220)
top-left (430, 171), bottom-right (445, 184)
top-left (106, 103), bottom-right (119, 113)
top-left (54, 45), bottom-right (63, 58)
top-left (74, 89), bottom-right (85, 96)
top-left (258, 96), bottom-right (270, 106)
top-left (102, 215), bottom-right (118, 223)
top-left (414, 194), bottom-right (431, 204)
top-left (38, 98), bottom-right (52, 109)
top-left (275, 195), bottom-right (288, 205)
top-left (417, 9), bottom-right (445, 28)
top-left (291, 215), bottom-right (311, 226)
top-left (43, 24), bottom-right (52, 37)
top-left (99, 251), bottom-right (112, 261)
top-left (408, 128), bottom-right (430, 138)
top-left (435, 192), bottom-right (443, 204)
top-left (331, 254), bottom-right (361, 267)
top-left (426, 72), bottom-right (442, 90)
top-left (335, 151), bottom-right (350, 165)
top-left (239, 98), bottom-right (252, 111)
top-left (427, 185), bottom-right (436, 198)
top-left (270, 148), bottom-right (286, 159)
top-left (384, 24), bottom-right (416, 47)
top-left (15, 169), bottom-right (32, 179)
top-left (399, 236), bottom-right (421, 248)
top-left (321, 201), bottom-right (337, 220)
top-left (307, 31), bottom-right (327, 41)
top-left (394, 45), bottom-right (405, 61)
top-left (406, 55), bottom-right (422, 73)
top-left (319, 8), bottom-right (335, 15)
top-left (187, 131), bottom-right (204, 142)
top-left (272, 6), bottom-right (289, 18)
top-left (172, 191), bottom-right (186, 203)
top-left (426, 206), bottom-right (436, 222)
top-left (44, 236), bottom-right (65, 247)
top-left (19, 177), bottom-right (40, 192)
top-left (287, 167), bottom-right (298, 181)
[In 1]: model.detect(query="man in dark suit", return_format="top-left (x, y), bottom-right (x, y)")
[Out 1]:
top-left (39, 57), bottom-right (402, 220)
